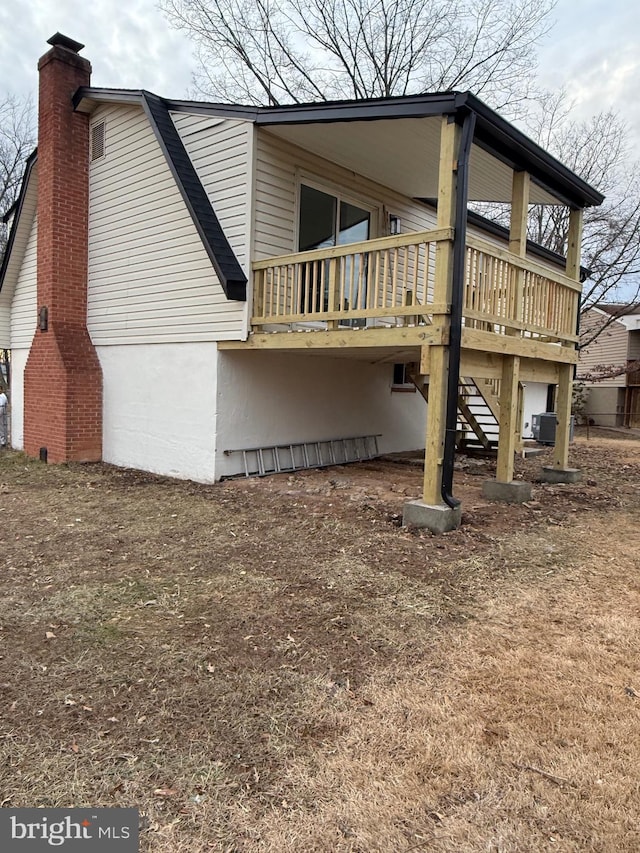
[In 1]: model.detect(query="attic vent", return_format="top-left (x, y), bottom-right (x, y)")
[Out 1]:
top-left (90, 121), bottom-right (105, 161)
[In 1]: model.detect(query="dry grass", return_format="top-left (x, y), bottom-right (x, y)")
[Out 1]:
top-left (0, 430), bottom-right (639, 851)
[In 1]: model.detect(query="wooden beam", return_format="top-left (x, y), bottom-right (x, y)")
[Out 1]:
top-left (252, 302), bottom-right (450, 325)
top-left (252, 227), bottom-right (454, 269)
top-left (460, 350), bottom-right (559, 383)
top-left (462, 327), bottom-right (578, 363)
top-left (496, 356), bottom-right (521, 483)
top-left (552, 362), bottom-right (573, 469)
top-left (407, 364), bottom-right (429, 403)
top-left (219, 325), bottom-right (448, 351)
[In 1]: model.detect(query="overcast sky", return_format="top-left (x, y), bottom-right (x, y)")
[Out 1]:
top-left (2, 0), bottom-right (639, 150)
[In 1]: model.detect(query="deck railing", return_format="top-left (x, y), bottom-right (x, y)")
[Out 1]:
top-left (251, 229), bottom-right (581, 345)
top-left (463, 235), bottom-right (581, 345)
top-left (251, 228), bottom-right (452, 329)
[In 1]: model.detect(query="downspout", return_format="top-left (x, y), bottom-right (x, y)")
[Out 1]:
top-left (441, 109), bottom-right (476, 508)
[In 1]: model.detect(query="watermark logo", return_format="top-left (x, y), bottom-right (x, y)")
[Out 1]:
top-left (0, 809), bottom-right (138, 851)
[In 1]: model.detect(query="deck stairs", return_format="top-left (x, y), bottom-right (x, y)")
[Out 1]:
top-left (457, 378), bottom-right (501, 451)
top-left (406, 367), bottom-right (502, 452)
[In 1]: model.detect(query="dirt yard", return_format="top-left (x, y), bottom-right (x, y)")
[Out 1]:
top-left (0, 429), bottom-right (639, 852)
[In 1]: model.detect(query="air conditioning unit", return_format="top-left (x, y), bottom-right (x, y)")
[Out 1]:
top-left (531, 413), bottom-right (575, 446)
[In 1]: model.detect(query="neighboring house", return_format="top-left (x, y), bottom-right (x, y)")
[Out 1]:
top-left (578, 304), bottom-right (640, 428)
top-left (0, 34), bottom-right (603, 531)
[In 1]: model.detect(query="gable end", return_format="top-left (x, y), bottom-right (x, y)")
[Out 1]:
top-left (141, 92), bottom-right (247, 302)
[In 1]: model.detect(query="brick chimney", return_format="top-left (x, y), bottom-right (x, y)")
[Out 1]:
top-left (24, 34), bottom-right (103, 463)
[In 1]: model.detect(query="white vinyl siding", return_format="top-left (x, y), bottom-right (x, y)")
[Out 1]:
top-left (171, 113), bottom-right (252, 272)
top-left (0, 163), bottom-right (38, 348)
top-left (253, 129), bottom-right (438, 261)
top-left (10, 213), bottom-right (38, 349)
top-left (579, 310), bottom-right (628, 387)
top-left (87, 104), bottom-right (246, 345)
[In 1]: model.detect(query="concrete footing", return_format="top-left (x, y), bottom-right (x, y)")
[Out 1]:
top-left (540, 466), bottom-right (582, 484)
top-left (402, 499), bottom-right (462, 534)
top-left (482, 479), bottom-right (532, 503)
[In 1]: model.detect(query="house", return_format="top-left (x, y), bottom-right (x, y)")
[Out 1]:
top-left (0, 34), bottom-right (604, 531)
top-left (578, 304), bottom-right (640, 428)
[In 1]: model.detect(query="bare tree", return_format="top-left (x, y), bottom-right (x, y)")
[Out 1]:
top-left (1, 94), bottom-right (35, 254)
top-left (524, 93), bottom-right (640, 349)
top-left (160, 0), bottom-right (553, 113)
top-left (1, 94), bottom-right (34, 393)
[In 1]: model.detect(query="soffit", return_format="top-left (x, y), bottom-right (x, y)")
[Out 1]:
top-left (265, 118), bottom-right (560, 206)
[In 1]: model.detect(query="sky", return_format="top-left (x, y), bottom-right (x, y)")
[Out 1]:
top-left (1, 0), bottom-right (640, 150)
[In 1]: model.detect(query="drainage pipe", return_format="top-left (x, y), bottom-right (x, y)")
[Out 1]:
top-left (441, 109), bottom-right (476, 509)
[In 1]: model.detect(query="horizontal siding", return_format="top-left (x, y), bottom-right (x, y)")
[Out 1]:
top-left (171, 114), bottom-right (251, 270)
top-left (253, 129), bottom-right (565, 281)
top-left (87, 104), bottom-right (246, 345)
top-left (10, 213), bottom-right (37, 349)
top-left (253, 129), bottom-right (438, 261)
top-left (0, 163), bottom-right (38, 348)
top-left (0, 282), bottom-right (9, 347)
top-left (579, 310), bottom-right (628, 387)
top-left (628, 330), bottom-right (640, 361)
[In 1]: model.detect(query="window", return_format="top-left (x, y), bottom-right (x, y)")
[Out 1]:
top-left (298, 184), bottom-right (371, 252)
top-left (298, 182), bottom-right (375, 320)
top-left (391, 363), bottom-right (416, 392)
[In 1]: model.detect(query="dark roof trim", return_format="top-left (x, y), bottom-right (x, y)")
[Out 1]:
top-left (73, 87), bottom-right (604, 211)
top-left (254, 91), bottom-right (603, 209)
top-left (140, 93), bottom-right (247, 301)
top-left (73, 87), bottom-right (259, 121)
top-left (460, 94), bottom-right (604, 210)
top-left (255, 92), bottom-right (460, 125)
top-left (0, 149), bottom-right (38, 294)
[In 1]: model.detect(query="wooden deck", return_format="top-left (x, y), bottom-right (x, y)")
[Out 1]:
top-left (246, 228), bottom-right (580, 362)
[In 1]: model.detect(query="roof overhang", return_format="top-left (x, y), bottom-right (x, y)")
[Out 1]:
top-left (74, 87), bottom-right (604, 211)
top-left (252, 93), bottom-right (604, 208)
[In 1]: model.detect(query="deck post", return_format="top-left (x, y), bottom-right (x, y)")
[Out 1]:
top-left (483, 170), bottom-right (533, 503)
top-left (404, 117), bottom-right (462, 533)
top-left (496, 355), bottom-right (521, 483)
top-left (509, 170), bottom-right (530, 328)
top-left (422, 117), bottom-right (458, 506)
top-left (542, 208), bottom-right (583, 483)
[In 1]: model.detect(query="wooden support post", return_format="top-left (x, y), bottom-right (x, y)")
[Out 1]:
top-left (509, 171), bottom-right (530, 258)
top-left (553, 362), bottom-right (573, 469)
top-left (565, 208), bottom-right (583, 281)
top-left (552, 207), bottom-right (583, 469)
top-left (516, 382), bottom-right (525, 452)
top-left (496, 355), bottom-right (520, 483)
top-left (421, 117), bottom-right (459, 505)
top-left (508, 170), bottom-right (530, 331)
top-left (423, 344), bottom-right (449, 504)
